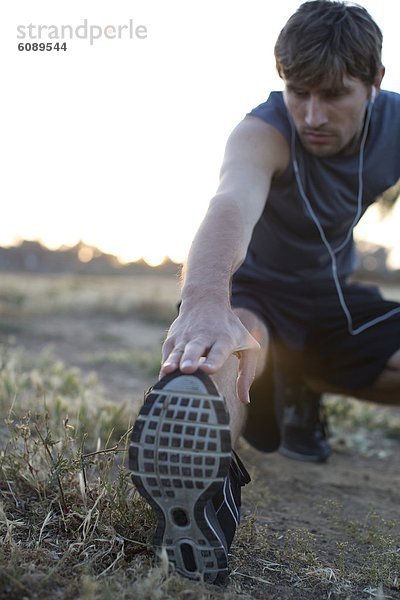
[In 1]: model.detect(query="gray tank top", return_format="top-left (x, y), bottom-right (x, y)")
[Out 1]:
top-left (235, 91), bottom-right (400, 283)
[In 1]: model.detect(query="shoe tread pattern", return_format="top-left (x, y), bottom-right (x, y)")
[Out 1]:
top-left (129, 370), bottom-right (231, 582)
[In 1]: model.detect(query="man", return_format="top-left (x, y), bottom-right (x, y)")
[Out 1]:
top-left (129, 0), bottom-right (400, 583)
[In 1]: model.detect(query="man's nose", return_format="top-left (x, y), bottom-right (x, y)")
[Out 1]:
top-left (304, 97), bottom-right (328, 128)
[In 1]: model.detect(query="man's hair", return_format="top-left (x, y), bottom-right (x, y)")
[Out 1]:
top-left (274, 0), bottom-right (383, 87)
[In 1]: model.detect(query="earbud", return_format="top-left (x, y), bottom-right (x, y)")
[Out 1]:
top-left (370, 86), bottom-right (377, 104)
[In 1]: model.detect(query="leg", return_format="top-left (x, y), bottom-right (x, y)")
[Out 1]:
top-left (305, 281), bottom-right (400, 404)
top-left (211, 355), bottom-right (246, 446)
top-left (212, 307), bottom-right (270, 446)
top-left (220, 308), bottom-right (330, 461)
top-left (306, 348), bottom-right (400, 404)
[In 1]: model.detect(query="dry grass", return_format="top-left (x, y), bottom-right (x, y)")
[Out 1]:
top-left (0, 272), bottom-right (180, 323)
top-left (83, 349), bottom-right (161, 378)
top-left (325, 395), bottom-right (400, 457)
top-left (0, 345), bottom-right (230, 599)
top-left (1, 345), bottom-right (399, 599)
top-left (1, 273), bottom-right (400, 598)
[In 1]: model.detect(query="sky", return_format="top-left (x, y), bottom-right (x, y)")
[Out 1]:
top-left (2, 0), bottom-right (400, 266)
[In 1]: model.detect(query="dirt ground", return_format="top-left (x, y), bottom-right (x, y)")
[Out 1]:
top-left (2, 273), bottom-right (400, 598)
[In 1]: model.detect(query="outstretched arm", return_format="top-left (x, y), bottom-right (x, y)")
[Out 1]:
top-left (160, 115), bottom-right (289, 402)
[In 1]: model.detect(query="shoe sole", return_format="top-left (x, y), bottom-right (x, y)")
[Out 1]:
top-left (129, 370), bottom-right (232, 582)
top-left (278, 444), bottom-right (331, 463)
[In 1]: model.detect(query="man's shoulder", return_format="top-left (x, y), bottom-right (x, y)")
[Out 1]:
top-left (248, 91), bottom-right (284, 110)
top-left (378, 89), bottom-right (400, 109)
top-left (374, 90), bottom-right (400, 136)
top-left (246, 92), bottom-right (291, 143)
top-left (380, 89), bottom-right (400, 99)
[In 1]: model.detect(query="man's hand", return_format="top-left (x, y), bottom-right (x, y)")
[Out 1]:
top-left (160, 301), bottom-right (260, 404)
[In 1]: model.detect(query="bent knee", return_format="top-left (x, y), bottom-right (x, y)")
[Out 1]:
top-left (370, 348), bottom-right (400, 391)
top-left (385, 348), bottom-right (400, 370)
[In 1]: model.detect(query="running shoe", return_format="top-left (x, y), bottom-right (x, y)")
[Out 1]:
top-left (278, 382), bottom-right (331, 463)
top-left (129, 369), bottom-right (247, 583)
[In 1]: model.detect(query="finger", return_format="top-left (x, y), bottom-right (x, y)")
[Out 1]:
top-left (202, 327), bottom-right (259, 373)
top-left (179, 339), bottom-right (213, 373)
top-left (160, 345), bottom-right (185, 377)
top-left (200, 339), bottom-right (235, 373)
top-left (236, 346), bottom-right (260, 404)
top-left (161, 337), bottom-right (175, 363)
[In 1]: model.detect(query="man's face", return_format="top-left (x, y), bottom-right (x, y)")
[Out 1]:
top-left (283, 75), bottom-right (372, 157)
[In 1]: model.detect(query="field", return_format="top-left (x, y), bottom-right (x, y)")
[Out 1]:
top-left (1, 272), bottom-right (400, 599)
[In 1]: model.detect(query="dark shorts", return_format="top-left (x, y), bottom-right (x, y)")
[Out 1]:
top-left (231, 276), bottom-right (400, 389)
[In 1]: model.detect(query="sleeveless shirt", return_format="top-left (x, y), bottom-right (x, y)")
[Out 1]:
top-left (235, 90), bottom-right (400, 284)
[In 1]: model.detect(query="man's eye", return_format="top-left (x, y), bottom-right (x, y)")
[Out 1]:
top-left (324, 90), bottom-right (345, 99)
top-left (293, 90), bottom-right (309, 98)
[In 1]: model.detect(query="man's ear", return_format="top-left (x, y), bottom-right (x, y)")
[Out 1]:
top-left (372, 66), bottom-right (385, 96)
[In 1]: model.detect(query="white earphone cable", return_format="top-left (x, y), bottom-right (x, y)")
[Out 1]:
top-left (290, 98), bottom-right (400, 335)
